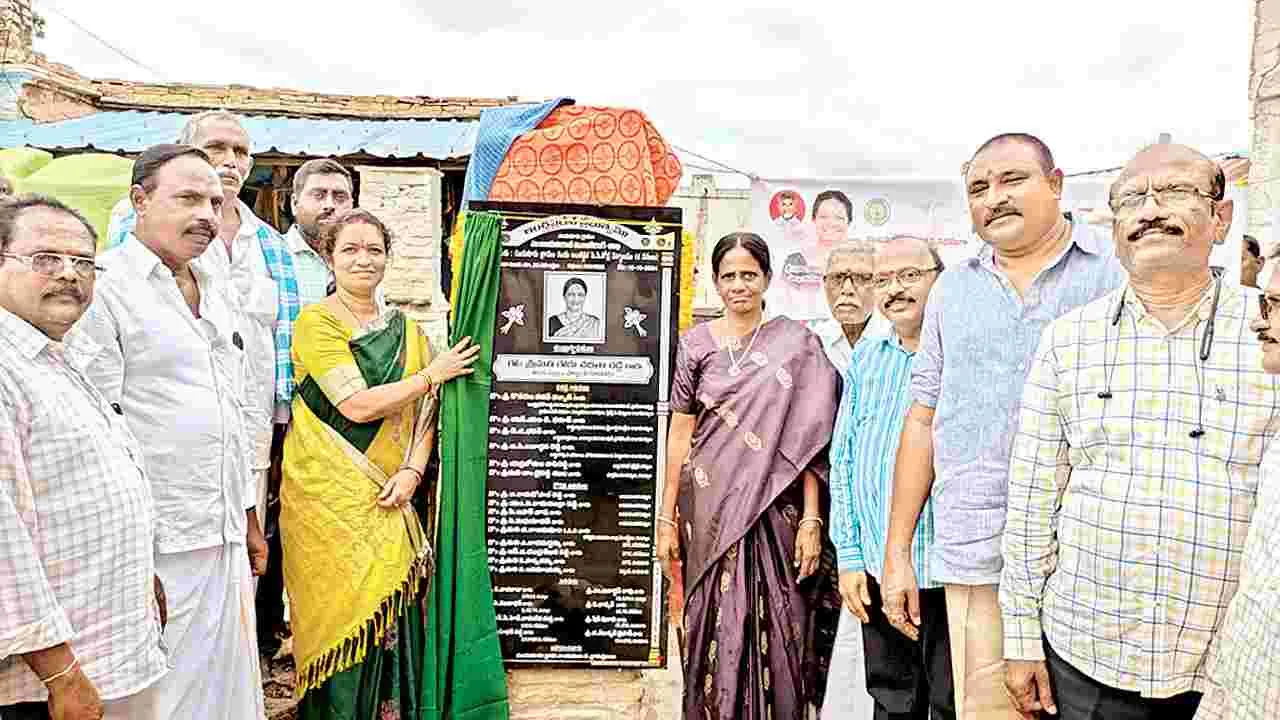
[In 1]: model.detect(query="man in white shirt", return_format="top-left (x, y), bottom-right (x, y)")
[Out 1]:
top-left (814, 239), bottom-right (887, 720)
top-left (74, 144), bottom-right (267, 720)
top-left (812, 241), bottom-right (891, 372)
top-left (107, 111), bottom-right (302, 547)
top-left (0, 196), bottom-right (167, 720)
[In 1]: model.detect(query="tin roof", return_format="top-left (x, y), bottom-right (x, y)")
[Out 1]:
top-left (0, 110), bottom-right (479, 159)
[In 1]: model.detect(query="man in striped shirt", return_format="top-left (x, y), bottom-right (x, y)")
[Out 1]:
top-left (831, 234), bottom-right (953, 720)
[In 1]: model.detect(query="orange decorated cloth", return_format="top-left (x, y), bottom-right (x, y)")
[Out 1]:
top-left (487, 105), bottom-right (683, 206)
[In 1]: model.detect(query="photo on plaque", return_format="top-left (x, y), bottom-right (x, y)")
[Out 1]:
top-left (543, 271), bottom-right (607, 344)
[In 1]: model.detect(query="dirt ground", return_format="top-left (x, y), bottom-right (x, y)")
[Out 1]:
top-left (263, 654), bottom-right (298, 720)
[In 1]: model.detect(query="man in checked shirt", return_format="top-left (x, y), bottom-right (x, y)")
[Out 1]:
top-left (0, 196), bottom-right (167, 719)
top-left (1000, 143), bottom-right (1280, 719)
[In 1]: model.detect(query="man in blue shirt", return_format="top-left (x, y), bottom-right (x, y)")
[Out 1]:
top-left (831, 234), bottom-right (953, 720)
top-left (881, 134), bottom-right (1125, 719)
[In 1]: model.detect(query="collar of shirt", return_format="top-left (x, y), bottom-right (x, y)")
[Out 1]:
top-left (878, 328), bottom-right (917, 355)
top-left (0, 305), bottom-right (54, 360)
top-left (285, 225), bottom-right (322, 258)
top-left (973, 216), bottom-right (1107, 271)
top-left (1113, 276), bottom-right (1218, 336)
top-left (118, 232), bottom-right (217, 287)
top-left (232, 198), bottom-right (266, 241)
top-left (813, 312), bottom-right (892, 347)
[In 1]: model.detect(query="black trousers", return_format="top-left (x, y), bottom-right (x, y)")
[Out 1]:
top-left (1044, 638), bottom-right (1201, 720)
top-left (253, 423), bottom-right (289, 655)
top-left (0, 703), bottom-right (48, 720)
top-left (860, 574), bottom-right (955, 720)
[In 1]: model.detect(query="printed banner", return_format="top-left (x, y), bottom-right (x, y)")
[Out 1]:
top-left (750, 177), bottom-right (1246, 321)
top-left (471, 200), bottom-right (680, 669)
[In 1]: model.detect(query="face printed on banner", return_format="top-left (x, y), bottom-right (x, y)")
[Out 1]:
top-left (1109, 144), bottom-right (1230, 281)
top-left (872, 236), bottom-right (941, 334)
top-left (965, 139), bottom-right (1064, 252)
top-left (823, 249), bottom-right (873, 326)
top-left (814, 197), bottom-right (851, 247)
top-left (780, 193), bottom-right (797, 219)
top-left (715, 246), bottom-right (770, 315)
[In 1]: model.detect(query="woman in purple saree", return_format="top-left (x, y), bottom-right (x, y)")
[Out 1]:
top-left (657, 232), bottom-right (843, 720)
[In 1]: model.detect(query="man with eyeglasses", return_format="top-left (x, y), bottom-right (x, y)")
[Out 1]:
top-left (813, 240), bottom-right (892, 373)
top-left (830, 235), bottom-right (954, 720)
top-left (0, 196), bottom-right (167, 719)
top-left (1198, 267), bottom-right (1280, 719)
top-left (999, 143), bottom-right (1280, 720)
top-left (73, 144), bottom-right (266, 719)
top-left (882, 133), bottom-right (1125, 720)
top-left (816, 238), bottom-right (890, 719)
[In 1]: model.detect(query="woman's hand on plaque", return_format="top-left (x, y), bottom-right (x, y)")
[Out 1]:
top-left (378, 468), bottom-right (421, 509)
top-left (655, 523), bottom-right (680, 580)
top-left (794, 522), bottom-right (822, 581)
top-left (424, 337), bottom-right (481, 387)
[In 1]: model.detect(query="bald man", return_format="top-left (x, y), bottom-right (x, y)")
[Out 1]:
top-left (1000, 144), bottom-right (1280, 720)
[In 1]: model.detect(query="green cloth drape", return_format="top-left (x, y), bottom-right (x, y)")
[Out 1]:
top-left (424, 211), bottom-right (510, 719)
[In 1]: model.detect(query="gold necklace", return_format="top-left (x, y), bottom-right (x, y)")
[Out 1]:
top-left (335, 291), bottom-right (375, 327)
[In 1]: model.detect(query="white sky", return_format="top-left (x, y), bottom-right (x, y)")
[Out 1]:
top-left (35, 0), bottom-right (1254, 185)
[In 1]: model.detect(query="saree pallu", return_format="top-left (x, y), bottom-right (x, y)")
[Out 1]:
top-left (672, 317), bottom-right (843, 720)
top-left (281, 306), bottom-right (434, 719)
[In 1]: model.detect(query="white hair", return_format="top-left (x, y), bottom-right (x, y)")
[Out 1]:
top-left (177, 110), bottom-right (248, 147)
top-left (825, 240), bottom-right (873, 272)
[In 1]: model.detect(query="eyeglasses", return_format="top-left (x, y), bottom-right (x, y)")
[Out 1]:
top-left (823, 271), bottom-right (874, 290)
top-left (1259, 294), bottom-right (1280, 321)
top-left (1109, 183), bottom-right (1218, 214)
top-left (1, 252), bottom-right (102, 279)
top-left (871, 266), bottom-right (939, 290)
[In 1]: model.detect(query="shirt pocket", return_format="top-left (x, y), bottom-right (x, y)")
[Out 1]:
top-left (1197, 366), bottom-right (1274, 468)
top-left (242, 275), bottom-right (279, 327)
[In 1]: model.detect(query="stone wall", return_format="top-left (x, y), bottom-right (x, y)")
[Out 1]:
top-left (506, 626), bottom-right (682, 720)
top-left (1251, 0), bottom-right (1279, 241)
top-left (355, 166), bottom-right (450, 349)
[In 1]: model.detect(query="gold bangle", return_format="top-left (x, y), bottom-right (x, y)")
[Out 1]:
top-left (39, 657), bottom-right (78, 686)
top-left (798, 516), bottom-right (823, 529)
top-left (656, 515), bottom-right (678, 530)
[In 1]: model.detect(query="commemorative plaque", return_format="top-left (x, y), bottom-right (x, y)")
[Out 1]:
top-left (471, 201), bottom-right (680, 668)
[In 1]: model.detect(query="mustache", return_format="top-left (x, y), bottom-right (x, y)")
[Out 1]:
top-left (884, 293), bottom-right (914, 309)
top-left (985, 205), bottom-right (1020, 225)
top-left (186, 220), bottom-right (217, 239)
top-left (43, 283), bottom-right (85, 302)
top-left (218, 167), bottom-right (242, 183)
top-left (1128, 218), bottom-right (1183, 242)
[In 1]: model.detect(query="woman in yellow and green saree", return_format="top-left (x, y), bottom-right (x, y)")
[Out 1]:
top-left (281, 208), bottom-right (480, 720)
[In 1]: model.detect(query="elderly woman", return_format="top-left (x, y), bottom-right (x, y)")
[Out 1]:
top-left (656, 232), bottom-right (843, 720)
top-left (549, 277), bottom-right (602, 339)
top-left (280, 208), bottom-right (479, 720)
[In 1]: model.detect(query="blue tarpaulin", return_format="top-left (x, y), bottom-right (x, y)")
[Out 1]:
top-left (0, 110), bottom-right (479, 159)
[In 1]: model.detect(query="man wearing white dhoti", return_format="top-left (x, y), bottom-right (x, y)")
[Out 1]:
top-left (73, 143), bottom-right (267, 720)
